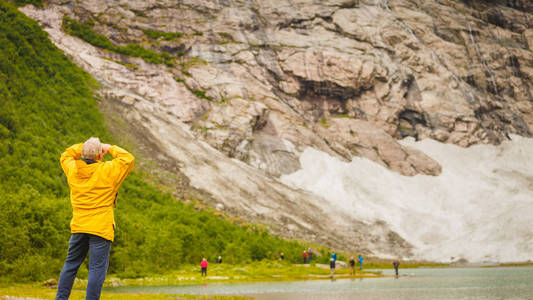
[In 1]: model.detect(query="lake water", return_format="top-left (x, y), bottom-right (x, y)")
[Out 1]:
top-left (105, 267), bottom-right (533, 299)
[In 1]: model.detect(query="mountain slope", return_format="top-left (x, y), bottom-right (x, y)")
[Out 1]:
top-left (18, 0), bottom-right (533, 262)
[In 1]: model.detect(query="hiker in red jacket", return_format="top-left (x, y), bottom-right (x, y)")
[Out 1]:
top-left (201, 258), bottom-right (208, 277)
top-left (303, 250), bottom-right (308, 264)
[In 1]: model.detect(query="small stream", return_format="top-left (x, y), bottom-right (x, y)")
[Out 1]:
top-left (105, 267), bottom-right (533, 299)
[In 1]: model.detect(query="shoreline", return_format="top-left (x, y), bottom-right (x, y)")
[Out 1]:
top-left (100, 264), bottom-right (384, 288)
top-left (2, 264), bottom-right (533, 299)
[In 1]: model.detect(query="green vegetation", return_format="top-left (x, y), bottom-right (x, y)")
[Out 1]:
top-left (487, 262), bottom-right (533, 268)
top-left (179, 56), bottom-right (208, 68)
top-left (0, 284), bottom-right (249, 300)
top-left (190, 89), bottom-right (212, 100)
top-left (62, 17), bottom-right (175, 66)
top-left (361, 259), bottom-right (449, 269)
top-left (218, 32), bottom-right (234, 41)
top-left (130, 9), bottom-right (147, 18)
top-left (143, 29), bottom-right (183, 41)
top-left (319, 117), bottom-right (330, 128)
top-left (0, 1), bottom-right (306, 283)
top-left (175, 77), bottom-right (213, 101)
top-left (11, 0), bottom-right (43, 7)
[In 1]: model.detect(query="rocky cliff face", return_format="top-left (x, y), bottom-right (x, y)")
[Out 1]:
top-left (21, 0), bottom-right (533, 260)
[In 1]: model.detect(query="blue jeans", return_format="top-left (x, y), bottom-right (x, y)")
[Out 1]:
top-left (56, 233), bottom-right (111, 300)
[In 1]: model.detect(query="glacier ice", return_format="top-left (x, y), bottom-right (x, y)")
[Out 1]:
top-left (281, 135), bottom-right (533, 262)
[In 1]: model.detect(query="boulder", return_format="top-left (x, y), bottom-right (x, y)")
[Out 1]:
top-left (43, 278), bottom-right (57, 287)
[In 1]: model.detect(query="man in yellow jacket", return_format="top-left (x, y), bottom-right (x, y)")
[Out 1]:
top-left (56, 137), bottom-right (134, 300)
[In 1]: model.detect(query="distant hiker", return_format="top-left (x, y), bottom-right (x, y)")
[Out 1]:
top-left (201, 258), bottom-right (208, 277)
top-left (393, 260), bottom-right (400, 276)
top-left (330, 258), bottom-right (336, 277)
top-left (56, 138), bottom-right (134, 300)
top-left (280, 252), bottom-right (285, 260)
top-left (303, 250), bottom-right (308, 264)
top-left (349, 256), bottom-right (356, 275)
top-left (308, 247), bottom-right (313, 263)
top-left (358, 255), bottom-right (364, 270)
top-left (331, 250), bottom-right (337, 261)
top-left (217, 255), bottom-right (222, 264)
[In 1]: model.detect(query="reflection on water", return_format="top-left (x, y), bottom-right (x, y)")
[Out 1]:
top-left (105, 267), bottom-right (533, 300)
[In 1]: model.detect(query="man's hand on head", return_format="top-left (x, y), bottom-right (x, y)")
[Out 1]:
top-left (102, 144), bottom-right (111, 157)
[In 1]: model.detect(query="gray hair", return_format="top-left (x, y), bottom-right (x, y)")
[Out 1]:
top-left (82, 137), bottom-right (102, 160)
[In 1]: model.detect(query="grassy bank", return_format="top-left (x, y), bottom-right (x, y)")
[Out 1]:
top-left (100, 261), bottom-right (382, 287)
top-left (0, 284), bottom-right (249, 300)
top-left (0, 261), bottom-right (382, 299)
top-left (361, 259), bottom-right (449, 269)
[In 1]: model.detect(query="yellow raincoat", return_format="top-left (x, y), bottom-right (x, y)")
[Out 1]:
top-left (60, 143), bottom-right (134, 241)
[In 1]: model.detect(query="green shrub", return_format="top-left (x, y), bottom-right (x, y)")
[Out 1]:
top-left (191, 89), bottom-right (212, 100)
top-left (143, 29), bottom-right (183, 41)
top-left (62, 17), bottom-right (115, 50)
top-left (12, 0), bottom-right (43, 7)
top-left (174, 78), bottom-right (213, 101)
top-left (62, 17), bottom-right (174, 66)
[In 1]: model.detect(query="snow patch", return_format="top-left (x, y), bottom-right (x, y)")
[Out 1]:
top-left (281, 135), bottom-right (533, 262)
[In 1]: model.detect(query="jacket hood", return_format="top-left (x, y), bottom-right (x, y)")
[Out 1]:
top-left (75, 160), bottom-right (100, 178)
